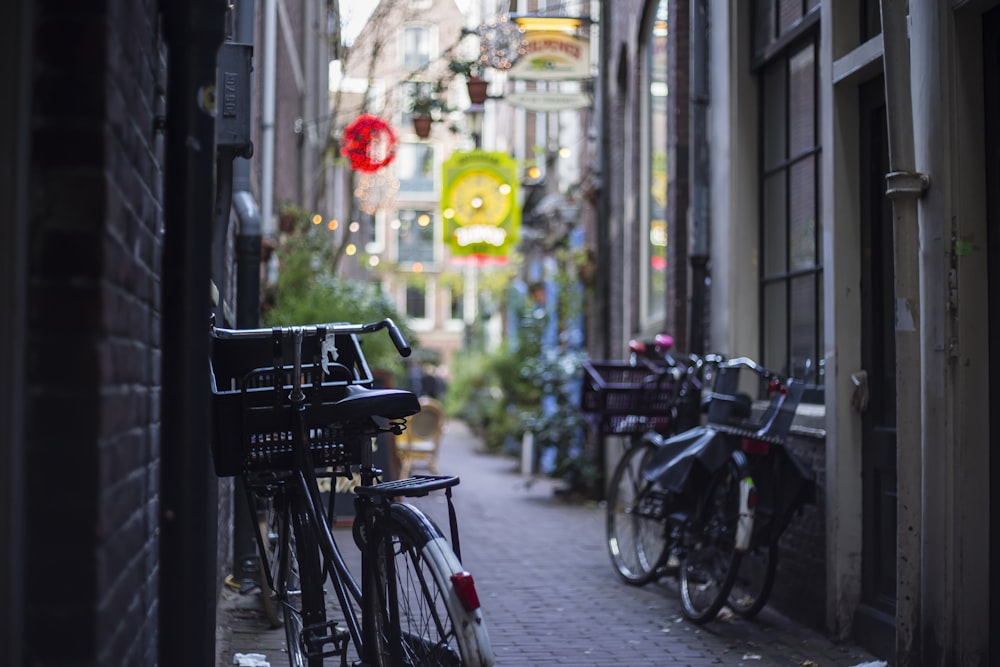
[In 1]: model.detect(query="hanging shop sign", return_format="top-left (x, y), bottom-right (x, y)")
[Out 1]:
top-left (441, 151), bottom-right (521, 264)
top-left (507, 31), bottom-right (590, 81)
top-left (504, 90), bottom-right (592, 111)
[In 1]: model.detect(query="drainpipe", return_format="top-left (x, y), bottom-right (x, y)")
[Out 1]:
top-left (261, 0), bottom-right (277, 239)
top-left (688, 0), bottom-right (710, 356)
top-left (909, 1), bottom-right (951, 662)
top-left (878, 1), bottom-right (929, 665)
top-left (596, 0), bottom-right (611, 360)
top-left (159, 1), bottom-right (227, 666)
top-left (231, 0), bottom-right (262, 588)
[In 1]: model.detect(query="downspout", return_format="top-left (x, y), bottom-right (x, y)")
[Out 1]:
top-left (878, 1), bottom-right (929, 665)
top-left (596, 0), bottom-right (611, 359)
top-left (261, 0), bottom-right (278, 239)
top-left (159, 1), bottom-right (227, 666)
top-left (231, 0), bottom-right (262, 588)
top-left (909, 0), bottom-right (951, 662)
top-left (688, 0), bottom-right (710, 356)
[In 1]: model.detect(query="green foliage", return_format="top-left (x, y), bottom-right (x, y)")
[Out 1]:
top-left (263, 205), bottom-right (416, 380)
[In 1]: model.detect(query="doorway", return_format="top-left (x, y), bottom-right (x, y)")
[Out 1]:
top-left (852, 75), bottom-right (897, 661)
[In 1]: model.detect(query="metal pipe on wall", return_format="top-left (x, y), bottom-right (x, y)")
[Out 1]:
top-left (261, 0), bottom-right (278, 238)
top-left (878, 1), bottom-right (929, 664)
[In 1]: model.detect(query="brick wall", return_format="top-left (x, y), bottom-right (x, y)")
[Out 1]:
top-left (19, 1), bottom-right (231, 664)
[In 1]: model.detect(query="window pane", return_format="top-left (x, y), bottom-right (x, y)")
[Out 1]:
top-left (789, 274), bottom-right (818, 381)
top-left (763, 281), bottom-right (788, 373)
top-left (779, 0), bottom-right (803, 33)
top-left (397, 209), bottom-right (435, 263)
top-left (753, 0), bottom-right (774, 58)
top-left (788, 42), bottom-right (816, 156)
top-left (406, 285), bottom-right (427, 319)
top-left (762, 172), bottom-right (787, 275)
top-left (645, 1), bottom-right (669, 322)
top-left (403, 27), bottom-right (431, 69)
top-left (396, 143), bottom-right (435, 192)
top-left (763, 62), bottom-right (786, 169)
top-left (789, 157), bottom-right (816, 270)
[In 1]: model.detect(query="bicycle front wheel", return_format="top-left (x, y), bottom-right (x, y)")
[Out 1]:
top-left (679, 459), bottom-right (743, 624)
top-left (606, 441), bottom-right (672, 584)
top-left (367, 503), bottom-right (494, 667)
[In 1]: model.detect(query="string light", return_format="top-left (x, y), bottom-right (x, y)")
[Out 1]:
top-left (476, 14), bottom-right (526, 70)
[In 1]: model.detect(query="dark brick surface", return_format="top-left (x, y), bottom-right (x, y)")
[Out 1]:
top-left (217, 421), bottom-right (881, 667)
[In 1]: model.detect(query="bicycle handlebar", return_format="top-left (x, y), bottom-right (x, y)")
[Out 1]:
top-left (212, 317), bottom-right (413, 358)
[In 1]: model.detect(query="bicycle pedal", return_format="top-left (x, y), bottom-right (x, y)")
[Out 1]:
top-left (303, 621), bottom-right (350, 659)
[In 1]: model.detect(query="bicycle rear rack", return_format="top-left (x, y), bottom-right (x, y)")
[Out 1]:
top-left (356, 474), bottom-right (460, 499)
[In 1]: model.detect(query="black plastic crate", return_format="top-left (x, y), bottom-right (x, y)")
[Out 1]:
top-left (209, 328), bottom-right (374, 477)
top-left (580, 361), bottom-right (678, 435)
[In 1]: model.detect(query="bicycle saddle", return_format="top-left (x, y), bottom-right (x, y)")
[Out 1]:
top-left (328, 384), bottom-right (421, 422)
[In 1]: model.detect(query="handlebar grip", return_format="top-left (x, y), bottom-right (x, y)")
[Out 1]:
top-left (384, 319), bottom-right (412, 357)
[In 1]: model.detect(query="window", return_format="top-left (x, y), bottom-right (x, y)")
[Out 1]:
top-left (402, 26), bottom-right (431, 70)
top-left (756, 13), bottom-right (823, 382)
top-left (406, 284), bottom-right (427, 319)
top-left (396, 209), bottom-right (436, 264)
top-left (396, 143), bottom-right (435, 192)
top-left (642, 1), bottom-right (669, 324)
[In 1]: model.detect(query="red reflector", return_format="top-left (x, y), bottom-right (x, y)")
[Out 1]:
top-left (747, 486), bottom-right (758, 509)
top-left (741, 438), bottom-right (770, 456)
top-left (451, 572), bottom-right (481, 611)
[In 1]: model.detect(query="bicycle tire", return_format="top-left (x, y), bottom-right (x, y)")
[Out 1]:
top-left (727, 539), bottom-right (778, 618)
top-left (606, 441), bottom-right (672, 584)
top-left (366, 502), bottom-right (494, 667)
top-left (679, 459), bottom-right (743, 624)
top-left (282, 499), bottom-right (326, 667)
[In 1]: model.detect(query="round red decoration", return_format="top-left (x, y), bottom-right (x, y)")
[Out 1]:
top-left (341, 114), bottom-right (397, 173)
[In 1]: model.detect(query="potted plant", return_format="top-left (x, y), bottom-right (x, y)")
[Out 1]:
top-left (408, 94), bottom-right (441, 138)
top-left (449, 58), bottom-right (489, 104)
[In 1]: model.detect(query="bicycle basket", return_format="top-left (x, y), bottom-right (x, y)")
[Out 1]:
top-left (706, 365), bottom-right (805, 444)
top-left (580, 361), bottom-right (677, 435)
top-left (209, 328), bottom-right (375, 476)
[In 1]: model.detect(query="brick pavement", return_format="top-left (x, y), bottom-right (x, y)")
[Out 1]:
top-left (216, 421), bottom-right (884, 667)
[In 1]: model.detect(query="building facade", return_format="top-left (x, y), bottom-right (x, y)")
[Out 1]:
top-left (599, 0), bottom-right (998, 664)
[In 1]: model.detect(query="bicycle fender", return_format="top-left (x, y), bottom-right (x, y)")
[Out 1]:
top-left (387, 503), bottom-right (496, 667)
top-left (730, 450), bottom-right (755, 553)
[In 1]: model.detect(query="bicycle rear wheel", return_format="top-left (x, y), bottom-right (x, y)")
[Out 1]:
top-left (366, 503), bottom-right (494, 667)
top-left (727, 539), bottom-right (778, 618)
top-left (606, 441), bottom-right (672, 584)
top-left (679, 459), bottom-right (743, 624)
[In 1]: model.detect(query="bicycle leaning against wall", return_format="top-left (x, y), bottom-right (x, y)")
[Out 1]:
top-left (605, 357), bottom-right (816, 624)
top-left (209, 318), bottom-right (495, 667)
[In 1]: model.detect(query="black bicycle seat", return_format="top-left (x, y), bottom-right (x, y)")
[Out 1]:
top-left (328, 385), bottom-right (421, 421)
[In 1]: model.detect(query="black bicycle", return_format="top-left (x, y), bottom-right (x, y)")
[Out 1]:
top-left (605, 357), bottom-right (815, 624)
top-left (210, 319), bottom-right (494, 666)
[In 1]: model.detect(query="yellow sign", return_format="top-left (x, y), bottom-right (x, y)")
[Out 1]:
top-left (508, 31), bottom-right (591, 81)
top-left (441, 151), bottom-right (520, 263)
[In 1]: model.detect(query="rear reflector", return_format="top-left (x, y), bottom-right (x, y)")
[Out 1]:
top-left (451, 572), bottom-right (481, 611)
top-left (741, 438), bottom-right (770, 456)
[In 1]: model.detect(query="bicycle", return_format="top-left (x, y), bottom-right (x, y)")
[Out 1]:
top-left (603, 351), bottom-right (724, 585)
top-left (209, 318), bottom-right (495, 667)
top-left (605, 357), bottom-right (815, 624)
